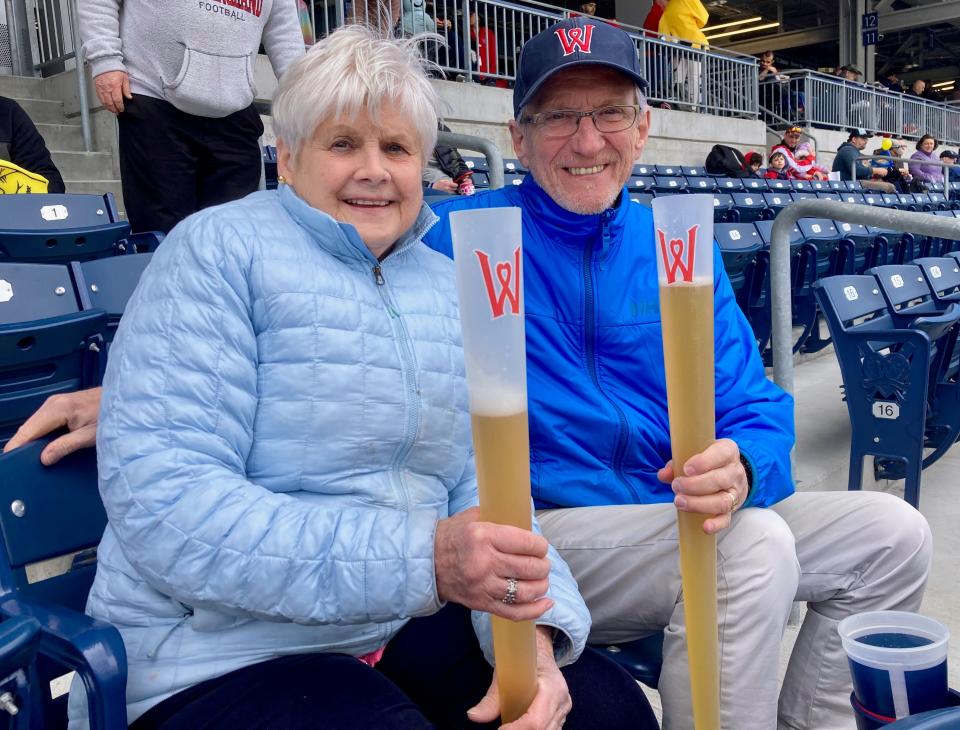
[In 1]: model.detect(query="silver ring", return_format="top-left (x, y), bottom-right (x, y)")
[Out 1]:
top-left (502, 577), bottom-right (519, 605)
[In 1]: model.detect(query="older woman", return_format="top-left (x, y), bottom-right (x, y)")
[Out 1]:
top-left (66, 25), bottom-right (653, 730)
top-left (910, 134), bottom-right (943, 185)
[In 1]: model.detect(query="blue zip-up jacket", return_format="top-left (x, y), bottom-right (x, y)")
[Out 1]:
top-left (69, 185), bottom-right (590, 726)
top-left (424, 176), bottom-right (795, 509)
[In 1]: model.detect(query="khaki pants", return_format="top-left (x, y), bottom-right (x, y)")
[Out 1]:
top-left (537, 491), bottom-right (932, 730)
top-left (860, 180), bottom-right (897, 193)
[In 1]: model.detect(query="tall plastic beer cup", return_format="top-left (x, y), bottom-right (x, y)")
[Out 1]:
top-left (653, 194), bottom-right (720, 730)
top-left (450, 207), bottom-right (537, 723)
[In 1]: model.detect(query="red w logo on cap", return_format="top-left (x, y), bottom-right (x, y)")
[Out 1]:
top-left (554, 25), bottom-right (595, 56)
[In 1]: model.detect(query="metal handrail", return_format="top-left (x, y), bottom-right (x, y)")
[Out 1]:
top-left (849, 155), bottom-right (954, 201)
top-left (769, 200), bottom-right (960, 401)
top-left (66, 0), bottom-right (91, 153)
top-left (436, 130), bottom-right (505, 189)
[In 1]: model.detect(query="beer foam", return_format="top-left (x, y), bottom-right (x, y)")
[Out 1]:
top-left (468, 387), bottom-right (527, 416)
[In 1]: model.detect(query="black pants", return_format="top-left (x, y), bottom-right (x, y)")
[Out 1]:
top-left (131, 604), bottom-right (658, 729)
top-left (117, 95), bottom-right (264, 234)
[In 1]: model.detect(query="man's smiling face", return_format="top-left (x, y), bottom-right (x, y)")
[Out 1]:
top-left (509, 66), bottom-right (649, 215)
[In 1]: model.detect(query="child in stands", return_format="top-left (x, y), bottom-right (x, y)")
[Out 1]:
top-left (764, 150), bottom-right (790, 180)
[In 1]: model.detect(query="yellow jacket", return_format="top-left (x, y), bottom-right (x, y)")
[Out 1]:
top-left (0, 159), bottom-right (49, 194)
top-left (659, 0), bottom-right (709, 46)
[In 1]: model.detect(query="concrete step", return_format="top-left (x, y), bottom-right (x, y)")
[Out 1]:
top-left (0, 75), bottom-right (46, 100)
top-left (63, 180), bottom-right (125, 215)
top-left (12, 97), bottom-right (67, 125)
top-left (51, 150), bottom-right (116, 182)
top-left (35, 122), bottom-right (86, 152)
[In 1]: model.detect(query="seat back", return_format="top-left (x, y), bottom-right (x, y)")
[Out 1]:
top-left (815, 274), bottom-right (891, 328)
top-left (714, 177), bottom-right (744, 192)
top-left (0, 310), bottom-right (107, 445)
top-left (816, 191), bottom-right (842, 201)
top-left (70, 254), bottom-right (153, 339)
top-left (0, 263), bottom-right (79, 325)
top-left (653, 175), bottom-right (686, 193)
top-left (685, 176), bottom-right (716, 192)
top-left (765, 178), bottom-right (790, 191)
top-left (868, 264), bottom-right (936, 315)
top-left (681, 166), bottom-right (704, 177)
top-left (0, 194), bottom-right (130, 263)
top-left (790, 179), bottom-right (812, 192)
top-left (632, 163), bottom-right (655, 176)
top-left (791, 191), bottom-right (819, 202)
top-left (741, 178), bottom-right (768, 192)
top-left (654, 164), bottom-right (682, 176)
top-left (754, 218), bottom-right (802, 246)
top-left (628, 176), bottom-right (655, 192)
top-left (913, 257), bottom-right (960, 300)
top-left (629, 193), bottom-right (654, 207)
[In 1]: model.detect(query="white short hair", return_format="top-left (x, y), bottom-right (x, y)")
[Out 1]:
top-left (272, 25), bottom-right (440, 160)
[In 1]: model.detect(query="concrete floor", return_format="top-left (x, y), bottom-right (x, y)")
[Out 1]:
top-left (641, 350), bottom-right (960, 722)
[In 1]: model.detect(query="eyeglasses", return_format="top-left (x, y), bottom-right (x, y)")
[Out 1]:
top-left (521, 105), bottom-right (641, 137)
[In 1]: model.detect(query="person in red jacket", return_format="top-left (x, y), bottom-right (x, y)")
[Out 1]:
top-left (470, 12), bottom-right (499, 83)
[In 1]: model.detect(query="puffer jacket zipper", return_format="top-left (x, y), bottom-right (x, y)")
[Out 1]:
top-left (582, 209), bottom-right (639, 501)
top-left (371, 261), bottom-right (419, 515)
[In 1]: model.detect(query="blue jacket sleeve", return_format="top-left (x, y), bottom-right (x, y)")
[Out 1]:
top-left (96, 211), bottom-right (443, 627)
top-left (712, 247), bottom-right (795, 507)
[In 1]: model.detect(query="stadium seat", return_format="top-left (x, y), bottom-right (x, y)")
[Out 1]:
top-left (766, 178), bottom-right (790, 192)
top-left (796, 218), bottom-right (843, 353)
top-left (70, 253), bottom-right (154, 342)
top-left (886, 707), bottom-right (960, 728)
top-left (503, 171), bottom-right (526, 187)
top-left (715, 222), bottom-right (769, 350)
top-left (741, 178), bottom-right (768, 192)
top-left (828, 180), bottom-right (847, 192)
top-left (462, 156), bottom-right (489, 173)
top-left (685, 176), bottom-right (717, 192)
top-left (808, 180), bottom-right (830, 192)
top-left (836, 221), bottom-right (883, 274)
top-left (927, 192), bottom-right (948, 210)
top-left (730, 192), bottom-right (767, 222)
top-left (844, 180), bottom-right (864, 191)
top-left (654, 164), bottom-right (683, 176)
top-left (815, 191), bottom-right (842, 202)
top-left (262, 145), bottom-right (278, 190)
top-left (653, 175), bottom-right (686, 194)
top-left (503, 158), bottom-right (527, 174)
top-left (0, 437), bottom-right (127, 728)
top-left (632, 164), bottom-right (655, 176)
top-left (424, 190), bottom-right (458, 205)
top-left (628, 176), bottom-right (655, 193)
top-left (0, 194), bottom-right (132, 264)
top-left (716, 222), bottom-right (762, 293)
top-left (681, 166), bottom-right (705, 177)
top-left (838, 191), bottom-right (866, 205)
top-left (927, 181), bottom-right (945, 194)
top-left (860, 191), bottom-right (883, 207)
top-left (597, 633), bottom-right (663, 690)
top-left (755, 218), bottom-right (813, 357)
top-left (711, 193), bottom-right (736, 223)
top-left (914, 257), bottom-right (960, 305)
top-left (629, 193), bottom-right (654, 207)
top-left (790, 179), bottom-right (812, 192)
top-left (714, 177), bottom-right (744, 192)
top-left (761, 191), bottom-right (791, 218)
top-left (791, 191), bottom-right (818, 202)
top-left (814, 273), bottom-right (960, 507)
top-left (868, 225), bottom-right (916, 264)
top-left (912, 193), bottom-right (936, 212)
top-left (0, 309), bottom-right (107, 446)
top-left (0, 262), bottom-right (79, 324)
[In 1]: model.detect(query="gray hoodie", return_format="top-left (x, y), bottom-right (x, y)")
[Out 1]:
top-left (78, 0), bottom-right (304, 118)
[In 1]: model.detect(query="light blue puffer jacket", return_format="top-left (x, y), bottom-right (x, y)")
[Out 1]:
top-left (69, 186), bottom-right (589, 726)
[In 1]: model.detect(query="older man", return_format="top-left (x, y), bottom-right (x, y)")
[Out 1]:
top-left (425, 17), bottom-right (931, 730)
top-left (833, 128), bottom-right (895, 193)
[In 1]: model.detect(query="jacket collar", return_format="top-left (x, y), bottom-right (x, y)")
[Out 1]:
top-left (516, 174), bottom-right (632, 252)
top-left (278, 183), bottom-right (437, 265)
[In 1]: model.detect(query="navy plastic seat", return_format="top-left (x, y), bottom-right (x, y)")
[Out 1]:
top-left (835, 221), bottom-right (882, 274)
top-left (632, 164), bottom-right (655, 176)
top-left (715, 222), bottom-right (768, 350)
top-left (685, 176), bottom-right (716, 192)
top-left (861, 192), bottom-right (884, 207)
top-left (755, 218), bottom-right (814, 358)
top-left (791, 191), bottom-right (819, 202)
top-left (815, 191), bottom-right (842, 202)
top-left (761, 191), bottom-right (791, 218)
top-left (70, 253), bottom-right (153, 342)
top-left (629, 193), bottom-right (654, 207)
top-left (503, 171), bottom-right (526, 187)
top-left (711, 193), bottom-right (736, 223)
top-left (914, 257), bottom-right (960, 305)
top-left (653, 175), bottom-right (686, 194)
top-left (765, 177), bottom-right (790, 192)
top-left (596, 633), bottom-right (663, 689)
top-left (628, 176), bottom-right (655, 193)
top-left (796, 218), bottom-right (843, 353)
top-left (503, 158), bottom-right (526, 174)
top-left (730, 192), bottom-right (767, 222)
top-left (912, 193), bottom-right (935, 211)
top-left (681, 166), bottom-right (704, 177)
top-left (741, 177), bottom-right (768, 192)
top-left (0, 194), bottom-right (132, 264)
top-left (0, 262), bottom-right (79, 324)
top-left (927, 191), bottom-right (948, 210)
top-left (654, 164), bottom-right (682, 176)
top-left (814, 273), bottom-right (960, 507)
top-left (0, 311), bottom-right (107, 446)
top-left (887, 707), bottom-right (960, 728)
top-left (844, 180), bottom-right (864, 191)
top-left (839, 191), bottom-right (866, 205)
top-left (808, 179), bottom-right (830, 191)
top-left (714, 177), bottom-right (744, 192)
top-left (461, 156), bottom-right (489, 173)
top-left (828, 179), bottom-right (847, 191)
top-left (0, 437), bottom-right (127, 728)
top-left (790, 179), bottom-right (812, 192)
top-left (867, 225), bottom-right (916, 264)
top-left (927, 180), bottom-right (945, 194)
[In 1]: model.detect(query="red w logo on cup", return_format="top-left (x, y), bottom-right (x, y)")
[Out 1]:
top-left (657, 225), bottom-right (700, 284)
top-left (474, 246), bottom-right (522, 318)
top-left (554, 25), bottom-right (594, 56)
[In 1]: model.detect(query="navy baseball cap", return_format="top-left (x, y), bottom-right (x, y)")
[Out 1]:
top-left (513, 17), bottom-right (648, 117)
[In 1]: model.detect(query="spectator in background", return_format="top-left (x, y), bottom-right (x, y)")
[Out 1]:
top-left (873, 138), bottom-right (915, 193)
top-left (910, 134), bottom-right (943, 186)
top-left (833, 127), bottom-right (895, 192)
top-left (77, 0), bottom-right (304, 234)
top-left (643, 0), bottom-right (667, 33)
top-left (880, 70), bottom-right (903, 93)
top-left (401, 0), bottom-right (435, 35)
top-left (744, 151), bottom-right (763, 177)
top-left (470, 11), bottom-right (500, 85)
top-left (659, 0), bottom-right (709, 108)
top-left (771, 125), bottom-right (829, 180)
top-left (423, 123), bottom-right (475, 195)
top-left (939, 149), bottom-right (959, 181)
top-left (764, 150), bottom-right (790, 180)
top-left (907, 79), bottom-right (927, 98)
top-left (579, 2), bottom-right (597, 15)
top-left (0, 95), bottom-right (65, 194)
